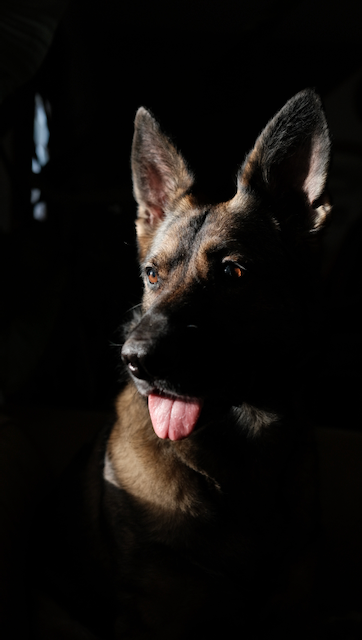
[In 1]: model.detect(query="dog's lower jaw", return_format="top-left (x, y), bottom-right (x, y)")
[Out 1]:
top-left (127, 370), bottom-right (280, 442)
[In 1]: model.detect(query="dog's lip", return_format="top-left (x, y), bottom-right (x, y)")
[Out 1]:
top-left (148, 388), bottom-right (203, 403)
top-left (135, 380), bottom-right (204, 404)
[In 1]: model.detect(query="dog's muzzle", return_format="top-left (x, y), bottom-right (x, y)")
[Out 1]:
top-left (121, 310), bottom-right (204, 397)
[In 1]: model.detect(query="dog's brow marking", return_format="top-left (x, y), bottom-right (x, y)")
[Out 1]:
top-left (148, 208), bottom-right (211, 279)
top-left (187, 209), bottom-right (209, 233)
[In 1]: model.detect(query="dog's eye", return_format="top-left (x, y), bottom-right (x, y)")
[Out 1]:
top-left (146, 267), bottom-right (158, 285)
top-left (223, 262), bottom-right (245, 279)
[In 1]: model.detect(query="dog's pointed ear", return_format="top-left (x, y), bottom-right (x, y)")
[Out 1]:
top-left (238, 90), bottom-right (331, 231)
top-left (132, 108), bottom-right (194, 257)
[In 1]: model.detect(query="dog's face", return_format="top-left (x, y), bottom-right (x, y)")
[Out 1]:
top-left (122, 91), bottom-right (331, 441)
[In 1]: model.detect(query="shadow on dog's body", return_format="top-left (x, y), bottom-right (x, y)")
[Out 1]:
top-left (35, 91), bottom-right (332, 639)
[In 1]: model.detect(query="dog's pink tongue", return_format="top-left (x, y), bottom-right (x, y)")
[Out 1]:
top-left (148, 394), bottom-right (203, 441)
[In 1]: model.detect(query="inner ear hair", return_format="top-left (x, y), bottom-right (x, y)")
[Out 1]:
top-left (131, 107), bottom-right (194, 226)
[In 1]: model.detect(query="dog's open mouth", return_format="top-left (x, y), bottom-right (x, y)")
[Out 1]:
top-left (148, 393), bottom-right (204, 441)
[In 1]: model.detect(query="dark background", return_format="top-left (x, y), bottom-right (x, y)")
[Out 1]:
top-left (1, 0), bottom-right (362, 428)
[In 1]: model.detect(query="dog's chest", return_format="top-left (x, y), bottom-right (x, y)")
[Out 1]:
top-left (103, 427), bottom-right (295, 569)
top-left (100, 451), bottom-right (302, 639)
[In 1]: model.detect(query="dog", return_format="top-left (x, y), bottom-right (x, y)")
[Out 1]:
top-left (34, 89), bottom-right (332, 639)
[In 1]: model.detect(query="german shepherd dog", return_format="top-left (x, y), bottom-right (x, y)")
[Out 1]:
top-left (36, 90), bottom-right (331, 639)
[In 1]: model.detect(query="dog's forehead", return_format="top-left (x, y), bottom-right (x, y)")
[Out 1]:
top-left (146, 189), bottom-right (265, 267)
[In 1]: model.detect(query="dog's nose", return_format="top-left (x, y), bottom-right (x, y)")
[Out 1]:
top-left (122, 353), bottom-right (145, 378)
top-left (121, 344), bottom-right (149, 380)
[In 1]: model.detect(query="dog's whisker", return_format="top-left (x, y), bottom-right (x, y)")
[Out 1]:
top-left (126, 302), bottom-right (143, 314)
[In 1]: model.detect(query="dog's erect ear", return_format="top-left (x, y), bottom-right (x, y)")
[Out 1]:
top-left (132, 108), bottom-right (194, 257)
top-left (239, 90), bottom-right (331, 230)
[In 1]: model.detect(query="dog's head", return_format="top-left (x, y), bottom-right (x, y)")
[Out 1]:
top-left (122, 90), bottom-right (331, 441)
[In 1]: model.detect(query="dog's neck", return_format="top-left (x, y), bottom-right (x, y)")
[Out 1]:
top-left (105, 381), bottom-right (299, 523)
